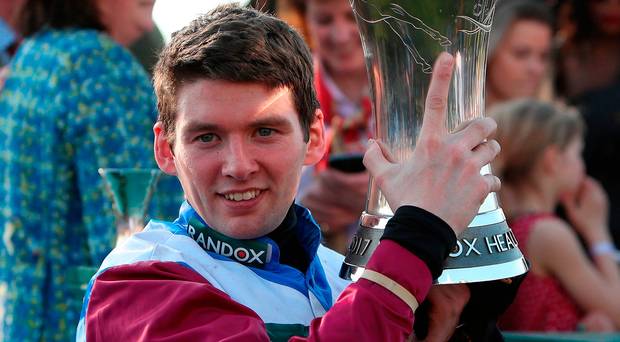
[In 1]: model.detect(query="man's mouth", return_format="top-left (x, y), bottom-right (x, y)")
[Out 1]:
top-left (223, 190), bottom-right (262, 201)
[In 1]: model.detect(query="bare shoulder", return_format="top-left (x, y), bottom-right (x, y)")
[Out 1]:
top-left (527, 216), bottom-right (583, 274)
top-left (529, 216), bottom-right (576, 243)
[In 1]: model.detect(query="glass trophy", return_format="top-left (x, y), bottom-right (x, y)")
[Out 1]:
top-left (340, 0), bottom-right (529, 284)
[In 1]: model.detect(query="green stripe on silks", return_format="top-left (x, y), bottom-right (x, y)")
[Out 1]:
top-left (265, 323), bottom-right (309, 342)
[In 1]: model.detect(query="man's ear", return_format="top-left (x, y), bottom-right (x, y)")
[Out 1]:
top-left (153, 122), bottom-right (178, 176)
top-left (304, 109), bottom-right (326, 165)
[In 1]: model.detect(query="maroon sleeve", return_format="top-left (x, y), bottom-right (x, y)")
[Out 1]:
top-left (85, 241), bottom-right (432, 342)
top-left (85, 261), bottom-right (270, 342)
top-left (293, 240), bottom-right (433, 341)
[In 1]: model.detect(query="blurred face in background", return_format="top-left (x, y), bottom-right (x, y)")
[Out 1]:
top-left (305, 0), bottom-right (366, 77)
top-left (98, 0), bottom-right (155, 46)
top-left (487, 19), bottom-right (552, 102)
top-left (0, 0), bottom-right (25, 28)
top-left (555, 137), bottom-right (585, 197)
top-left (589, 0), bottom-right (620, 36)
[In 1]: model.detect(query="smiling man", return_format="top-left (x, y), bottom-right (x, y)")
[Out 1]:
top-left (76, 4), bottom-right (502, 341)
top-left (166, 81), bottom-right (322, 240)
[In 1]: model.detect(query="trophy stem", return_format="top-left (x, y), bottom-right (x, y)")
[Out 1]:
top-left (114, 216), bottom-right (145, 247)
top-left (67, 169), bottom-right (163, 299)
top-left (99, 168), bottom-right (162, 247)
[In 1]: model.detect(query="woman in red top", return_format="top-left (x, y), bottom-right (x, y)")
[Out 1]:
top-left (491, 100), bottom-right (620, 332)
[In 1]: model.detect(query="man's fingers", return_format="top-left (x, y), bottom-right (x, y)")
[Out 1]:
top-left (450, 284), bottom-right (471, 301)
top-left (375, 139), bottom-right (398, 163)
top-left (452, 118), bottom-right (472, 134)
top-left (471, 139), bottom-right (501, 167)
top-left (452, 118), bottom-right (497, 150)
top-left (419, 53), bottom-right (454, 141)
top-left (363, 139), bottom-right (395, 178)
top-left (484, 174), bottom-right (501, 193)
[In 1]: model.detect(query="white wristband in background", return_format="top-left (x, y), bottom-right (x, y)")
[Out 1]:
top-left (590, 241), bottom-right (616, 257)
top-left (359, 269), bottom-right (419, 313)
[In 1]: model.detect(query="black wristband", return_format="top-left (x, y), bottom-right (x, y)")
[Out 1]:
top-left (381, 206), bottom-right (457, 279)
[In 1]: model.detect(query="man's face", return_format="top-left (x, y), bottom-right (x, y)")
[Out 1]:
top-left (154, 80), bottom-right (325, 239)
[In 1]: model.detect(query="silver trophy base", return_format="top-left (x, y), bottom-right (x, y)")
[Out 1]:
top-left (340, 209), bottom-right (529, 284)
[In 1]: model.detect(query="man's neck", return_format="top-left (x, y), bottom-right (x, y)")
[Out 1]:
top-left (266, 204), bottom-right (311, 273)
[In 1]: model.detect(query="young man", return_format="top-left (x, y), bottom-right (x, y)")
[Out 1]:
top-left (77, 5), bottom-right (500, 341)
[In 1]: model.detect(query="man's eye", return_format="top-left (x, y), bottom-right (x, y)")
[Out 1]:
top-left (257, 128), bottom-right (274, 137)
top-left (198, 133), bottom-right (216, 143)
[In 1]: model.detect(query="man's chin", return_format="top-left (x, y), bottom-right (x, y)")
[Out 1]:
top-left (212, 220), bottom-right (272, 240)
top-left (221, 230), bottom-right (268, 240)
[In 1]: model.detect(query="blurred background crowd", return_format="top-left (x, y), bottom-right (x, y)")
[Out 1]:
top-left (1, 0), bottom-right (620, 340)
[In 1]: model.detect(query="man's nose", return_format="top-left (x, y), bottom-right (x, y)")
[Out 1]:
top-left (221, 138), bottom-right (259, 180)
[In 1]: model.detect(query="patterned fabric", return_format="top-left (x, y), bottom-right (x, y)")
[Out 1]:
top-left (0, 29), bottom-right (182, 341)
top-left (499, 213), bottom-right (582, 332)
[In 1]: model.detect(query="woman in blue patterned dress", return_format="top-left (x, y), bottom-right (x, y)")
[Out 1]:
top-left (0, 0), bottom-right (181, 340)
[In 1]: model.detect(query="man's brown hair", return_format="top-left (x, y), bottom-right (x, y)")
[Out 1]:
top-left (153, 4), bottom-right (319, 144)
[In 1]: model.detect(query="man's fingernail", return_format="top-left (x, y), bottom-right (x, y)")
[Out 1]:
top-left (441, 53), bottom-right (454, 66)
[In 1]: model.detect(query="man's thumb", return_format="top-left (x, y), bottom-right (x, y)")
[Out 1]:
top-left (363, 139), bottom-right (393, 177)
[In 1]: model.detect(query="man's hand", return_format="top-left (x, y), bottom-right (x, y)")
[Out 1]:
top-left (299, 168), bottom-right (369, 234)
top-left (417, 285), bottom-right (470, 342)
top-left (363, 53), bottom-right (501, 234)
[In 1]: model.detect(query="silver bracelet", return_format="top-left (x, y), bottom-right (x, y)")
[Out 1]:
top-left (590, 241), bottom-right (616, 257)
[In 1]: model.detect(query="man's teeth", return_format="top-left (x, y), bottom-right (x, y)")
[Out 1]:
top-left (224, 190), bottom-right (261, 201)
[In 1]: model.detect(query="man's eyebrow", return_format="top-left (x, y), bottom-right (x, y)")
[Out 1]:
top-left (180, 116), bottom-right (294, 137)
top-left (249, 116), bottom-right (293, 129)
top-left (181, 121), bottom-right (220, 136)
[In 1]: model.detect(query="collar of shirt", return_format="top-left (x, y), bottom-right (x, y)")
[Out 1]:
top-left (173, 201), bottom-right (322, 272)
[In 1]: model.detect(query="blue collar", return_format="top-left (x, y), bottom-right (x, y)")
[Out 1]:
top-left (173, 201), bottom-right (323, 271)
